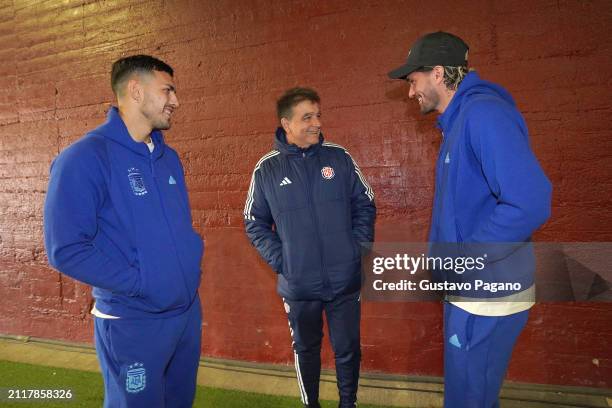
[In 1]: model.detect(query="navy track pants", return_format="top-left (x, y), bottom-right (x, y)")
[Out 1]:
top-left (283, 290), bottom-right (361, 408)
top-left (94, 297), bottom-right (202, 408)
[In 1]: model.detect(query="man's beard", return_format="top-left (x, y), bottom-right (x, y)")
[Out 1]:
top-left (419, 88), bottom-right (439, 115)
top-left (151, 116), bottom-right (171, 130)
top-left (142, 104), bottom-right (171, 130)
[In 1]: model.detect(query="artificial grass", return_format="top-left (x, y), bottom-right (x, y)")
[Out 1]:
top-left (0, 360), bottom-right (395, 407)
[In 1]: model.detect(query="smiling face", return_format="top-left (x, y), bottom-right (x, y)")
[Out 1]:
top-left (139, 70), bottom-right (179, 130)
top-left (406, 70), bottom-right (440, 115)
top-left (281, 100), bottom-right (321, 148)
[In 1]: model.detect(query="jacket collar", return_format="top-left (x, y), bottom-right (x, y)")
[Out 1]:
top-left (436, 70), bottom-right (517, 134)
top-left (274, 127), bottom-right (323, 157)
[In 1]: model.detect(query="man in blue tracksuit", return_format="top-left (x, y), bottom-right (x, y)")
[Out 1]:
top-left (388, 32), bottom-right (552, 407)
top-left (244, 87), bottom-right (376, 407)
top-left (44, 55), bottom-right (204, 408)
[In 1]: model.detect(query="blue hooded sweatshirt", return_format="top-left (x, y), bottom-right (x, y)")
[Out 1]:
top-left (44, 107), bottom-right (203, 318)
top-left (429, 71), bottom-right (552, 296)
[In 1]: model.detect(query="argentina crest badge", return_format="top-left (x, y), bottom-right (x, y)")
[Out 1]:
top-left (126, 362), bottom-right (146, 393)
top-left (128, 168), bottom-right (148, 196)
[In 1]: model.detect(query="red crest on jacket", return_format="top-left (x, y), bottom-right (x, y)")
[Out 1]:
top-left (321, 166), bottom-right (335, 180)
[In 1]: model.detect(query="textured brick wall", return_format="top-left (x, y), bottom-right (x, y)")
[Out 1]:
top-left (0, 0), bottom-right (610, 388)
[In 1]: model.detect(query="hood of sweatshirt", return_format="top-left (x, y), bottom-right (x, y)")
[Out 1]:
top-left (437, 71), bottom-right (516, 133)
top-left (97, 106), bottom-right (166, 160)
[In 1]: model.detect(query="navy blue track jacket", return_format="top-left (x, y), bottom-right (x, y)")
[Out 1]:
top-left (244, 128), bottom-right (376, 301)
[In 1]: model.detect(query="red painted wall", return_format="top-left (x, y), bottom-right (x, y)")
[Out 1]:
top-left (0, 0), bottom-right (610, 389)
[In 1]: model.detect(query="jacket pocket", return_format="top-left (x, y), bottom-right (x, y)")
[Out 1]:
top-left (352, 237), bottom-right (362, 260)
top-left (280, 241), bottom-right (291, 280)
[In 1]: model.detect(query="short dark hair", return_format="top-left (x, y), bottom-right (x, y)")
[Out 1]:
top-left (111, 55), bottom-right (174, 95)
top-left (276, 87), bottom-right (320, 122)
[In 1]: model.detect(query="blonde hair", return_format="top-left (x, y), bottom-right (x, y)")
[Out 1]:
top-left (442, 66), bottom-right (470, 90)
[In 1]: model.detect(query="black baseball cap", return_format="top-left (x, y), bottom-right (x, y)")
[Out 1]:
top-left (388, 31), bottom-right (469, 79)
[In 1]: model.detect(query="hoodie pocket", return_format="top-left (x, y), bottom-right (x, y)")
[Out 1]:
top-left (180, 230), bottom-right (204, 296)
top-left (465, 314), bottom-right (476, 351)
top-left (455, 219), bottom-right (465, 243)
top-left (137, 248), bottom-right (186, 311)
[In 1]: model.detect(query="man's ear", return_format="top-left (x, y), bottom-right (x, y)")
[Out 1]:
top-left (432, 66), bottom-right (445, 86)
top-left (280, 117), bottom-right (290, 133)
top-left (127, 78), bottom-right (143, 103)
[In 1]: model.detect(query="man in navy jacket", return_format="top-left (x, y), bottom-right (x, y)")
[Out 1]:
top-left (244, 87), bottom-right (376, 407)
top-left (44, 55), bottom-right (203, 408)
top-left (389, 32), bottom-right (552, 407)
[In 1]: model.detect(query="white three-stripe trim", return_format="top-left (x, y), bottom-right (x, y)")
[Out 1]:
top-left (323, 142), bottom-right (374, 201)
top-left (244, 150), bottom-right (280, 221)
top-left (284, 298), bottom-right (308, 405)
top-left (294, 351), bottom-right (308, 404)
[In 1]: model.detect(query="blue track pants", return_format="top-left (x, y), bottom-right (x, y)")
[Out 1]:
top-left (94, 297), bottom-right (202, 408)
top-left (443, 302), bottom-right (529, 408)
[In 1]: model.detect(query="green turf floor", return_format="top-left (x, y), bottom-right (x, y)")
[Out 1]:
top-left (0, 360), bottom-right (396, 407)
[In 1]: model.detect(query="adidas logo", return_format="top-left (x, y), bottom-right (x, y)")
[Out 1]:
top-left (168, 175), bottom-right (177, 185)
top-left (279, 177), bottom-right (292, 186)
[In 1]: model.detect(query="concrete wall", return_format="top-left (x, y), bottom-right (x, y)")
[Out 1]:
top-left (0, 0), bottom-right (610, 388)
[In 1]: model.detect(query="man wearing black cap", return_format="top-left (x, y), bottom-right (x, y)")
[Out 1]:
top-left (388, 32), bottom-right (552, 407)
